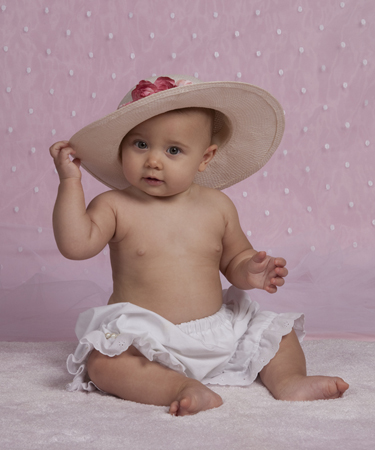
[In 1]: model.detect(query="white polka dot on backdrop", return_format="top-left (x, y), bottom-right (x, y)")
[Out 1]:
top-left (0, 1), bottom-right (374, 340)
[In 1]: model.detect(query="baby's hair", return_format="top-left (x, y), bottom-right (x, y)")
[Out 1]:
top-left (118, 107), bottom-right (216, 162)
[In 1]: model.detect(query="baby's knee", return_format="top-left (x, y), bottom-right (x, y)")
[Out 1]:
top-left (87, 349), bottom-right (109, 388)
top-left (86, 346), bottom-right (141, 391)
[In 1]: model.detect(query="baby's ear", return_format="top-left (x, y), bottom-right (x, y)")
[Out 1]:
top-left (198, 145), bottom-right (218, 172)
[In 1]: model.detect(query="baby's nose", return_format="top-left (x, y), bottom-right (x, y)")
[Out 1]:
top-left (146, 150), bottom-right (163, 169)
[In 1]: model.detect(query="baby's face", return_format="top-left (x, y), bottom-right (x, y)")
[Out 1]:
top-left (120, 109), bottom-right (217, 197)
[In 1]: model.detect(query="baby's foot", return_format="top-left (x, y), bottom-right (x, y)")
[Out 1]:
top-left (169, 379), bottom-right (223, 416)
top-left (276, 375), bottom-right (349, 401)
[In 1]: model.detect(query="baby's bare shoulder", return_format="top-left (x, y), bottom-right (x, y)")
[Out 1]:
top-left (199, 187), bottom-right (236, 212)
top-left (88, 189), bottom-right (131, 208)
top-left (199, 185), bottom-right (227, 200)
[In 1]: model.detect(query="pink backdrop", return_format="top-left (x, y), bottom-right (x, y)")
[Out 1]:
top-left (1, 0), bottom-right (374, 341)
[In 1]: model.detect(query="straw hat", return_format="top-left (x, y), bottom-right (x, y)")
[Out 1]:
top-left (69, 75), bottom-right (285, 190)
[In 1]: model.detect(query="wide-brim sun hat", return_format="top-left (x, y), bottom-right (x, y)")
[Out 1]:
top-left (69, 74), bottom-right (285, 191)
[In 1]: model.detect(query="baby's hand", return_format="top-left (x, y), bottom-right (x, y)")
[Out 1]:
top-left (49, 140), bottom-right (82, 181)
top-left (246, 251), bottom-right (288, 293)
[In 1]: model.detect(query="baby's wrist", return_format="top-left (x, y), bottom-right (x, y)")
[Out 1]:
top-left (58, 176), bottom-right (82, 186)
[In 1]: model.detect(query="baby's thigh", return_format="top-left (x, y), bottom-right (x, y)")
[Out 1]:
top-left (87, 346), bottom-right (142, 389)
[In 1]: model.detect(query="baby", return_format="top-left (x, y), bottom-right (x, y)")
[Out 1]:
top-left (50, 75), bottom-right (348, 416)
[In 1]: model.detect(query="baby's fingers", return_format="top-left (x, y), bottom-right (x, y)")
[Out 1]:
top-left (266, 276), bottom-right (285, 294)
top-left (251, 251), bottom-right (267, 264)
top-left (274, 257), bottom-right (287, 268)
top-left (72, 157), bottom-right (81, 168)
top-left (49, 140), bottom-right (82, 180)
top-left (49, 140), bottom-right (70, 159)
top-left (275, 266), bottom-right (288, 278)
top-left (265, 284), bottom-right (278, 294)
top-left (271, 276), bottom-right (285, 287)
top-left (54, 145), bottom-right (77, 166)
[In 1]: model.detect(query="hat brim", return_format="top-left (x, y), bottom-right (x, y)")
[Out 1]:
top-left (69, 81), bottom-right (285, 190)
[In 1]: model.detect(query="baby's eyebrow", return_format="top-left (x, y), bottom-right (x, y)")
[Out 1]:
top-left (168, 140), bottom-right (186, 148)
top-left (126, 131), bottom-right (142, 136)
top-left (126, 131), bottom-right (145, 140)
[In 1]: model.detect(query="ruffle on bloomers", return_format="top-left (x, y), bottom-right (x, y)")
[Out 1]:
top-left (66, 286), bottom-right (305, 392)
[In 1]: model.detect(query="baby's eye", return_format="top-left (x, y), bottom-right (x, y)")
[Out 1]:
top-left (135, 140), bottom-right (148, 149)
top-left (167, 146), bottom-right (181, 155)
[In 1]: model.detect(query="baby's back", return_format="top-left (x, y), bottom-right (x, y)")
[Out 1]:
top-left (106, 184), bottom-right (228, 323)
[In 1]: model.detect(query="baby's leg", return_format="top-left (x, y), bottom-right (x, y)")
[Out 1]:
top-left (259, 330), bottom-right (349, 401)
top-left (87, 346), bottom-right (222, 416)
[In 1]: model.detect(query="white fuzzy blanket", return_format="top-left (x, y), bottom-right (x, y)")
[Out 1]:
top-left (0, 340), bottom-right (374, 450)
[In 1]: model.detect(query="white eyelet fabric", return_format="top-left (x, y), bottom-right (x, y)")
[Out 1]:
top-left (66, 286), bottom-right (305, 392)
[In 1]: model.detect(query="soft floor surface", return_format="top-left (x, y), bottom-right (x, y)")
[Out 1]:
top-left (1, 340), bottom-right (374, 450)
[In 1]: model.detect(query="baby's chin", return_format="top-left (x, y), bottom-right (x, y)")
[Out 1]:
top-left (143, 185), bottom-right (196, 199)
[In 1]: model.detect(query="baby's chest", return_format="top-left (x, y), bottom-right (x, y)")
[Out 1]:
top-left (116, 208), bottom-right (225, 259)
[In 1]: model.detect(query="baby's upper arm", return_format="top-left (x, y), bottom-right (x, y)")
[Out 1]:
top-left (218, 193), bottom-right (253, 275)
top-left (85, 191), bottom-right (118, 253)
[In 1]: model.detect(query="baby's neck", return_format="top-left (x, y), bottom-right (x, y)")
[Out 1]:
top-left (126, 183), bottom-right (199, 203)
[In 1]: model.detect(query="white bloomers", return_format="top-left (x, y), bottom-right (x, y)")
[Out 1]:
top-left (66, 286), bottom-right (305, 392)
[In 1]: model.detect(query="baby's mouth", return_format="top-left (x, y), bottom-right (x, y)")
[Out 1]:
top-left (143, 177), bottom-right (164, 185)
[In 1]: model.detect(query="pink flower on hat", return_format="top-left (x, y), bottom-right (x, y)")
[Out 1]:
top-left (175, 79), bottom-right (193, 87)
top-left (118, 77), bottom-right (193, 109)
top-left (131, 76), bottom-right (176, 101)
top-left (130, 80), bottom-right (160, 100)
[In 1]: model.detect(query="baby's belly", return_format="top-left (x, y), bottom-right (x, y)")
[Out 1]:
top-left (108, 266), bottom-right (224, 324)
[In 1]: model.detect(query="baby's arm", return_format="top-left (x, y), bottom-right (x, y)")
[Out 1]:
top-left (219, 195), bottom-right (288, 293)
top-left (49, 141), bottom-right (116, 260)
